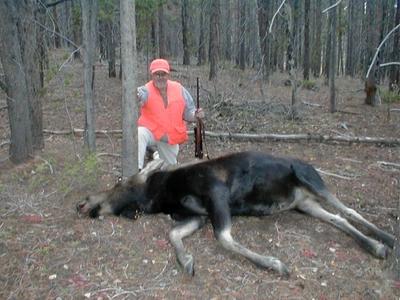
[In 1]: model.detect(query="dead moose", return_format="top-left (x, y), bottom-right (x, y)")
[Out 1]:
top-left (76, 151), bottom-right (394, 277)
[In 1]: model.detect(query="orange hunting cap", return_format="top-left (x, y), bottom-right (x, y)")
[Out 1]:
top-left (149, 59), bottom-right (170, 74)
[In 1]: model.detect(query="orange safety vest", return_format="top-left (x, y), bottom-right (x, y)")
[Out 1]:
top-left (138, 80), bottom-right (188, 145)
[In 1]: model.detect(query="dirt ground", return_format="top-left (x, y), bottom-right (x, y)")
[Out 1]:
top-left (0, 50), bottom-right (399, 299)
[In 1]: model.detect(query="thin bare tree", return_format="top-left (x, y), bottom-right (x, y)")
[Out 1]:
top-left (81, 0), bottom-right (98, 152)
top-left (120, 0), bottom-right (139, 177)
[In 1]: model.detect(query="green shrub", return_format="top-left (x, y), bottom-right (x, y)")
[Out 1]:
top-left (58, 154), bottom-right (99, 195)
top-left (382, 90), bottom-right (400, 104)
top-left (301, 80), bottom-right (316, 90)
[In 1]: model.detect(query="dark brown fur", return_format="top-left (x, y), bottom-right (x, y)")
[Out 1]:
top-left (77, 151), bottom-right (394, 276)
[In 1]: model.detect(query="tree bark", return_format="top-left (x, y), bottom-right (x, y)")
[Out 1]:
top-left (209, 0), bottom-right (219, 80)
top-left (329, 1), bottom-right (337, 113)
top-left (345, 0), bottom-right (355, 77)
top-left (0, 0), bottom-right (33, 163)
top-left (120, 0), bottom-right (138, 177)
top-left (158, 2), bottom-right (166, 58)
top-left (72, 0), bottom-right (81, 59)
top-left (312, 0), bottom-right (322, 77)
top-left (257, 0), bottom-right (270, 80)
top-left (364, 0), bottom-right (380, 106)
top-left (16, 1), bottom-right (44, 150)
top-left (303, 0), bottom-right (310, 80)
top-left (222, 0), bottom-right (232, 61)
top-left (238, 0), bottom-right (246, 71)
top-left (389, 0), bottom-right (400, 91)
top-left (181, 0), bottom-right (190, 65)
top-left (106, 21), bottom-right (116, 77)
top-left (81, 0), bottom-right (98, 152)
top-left (197, 0), bottom-right (207, 65)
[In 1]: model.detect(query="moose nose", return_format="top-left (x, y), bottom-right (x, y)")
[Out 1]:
top-left (76, 202), bottom-right (85, 212)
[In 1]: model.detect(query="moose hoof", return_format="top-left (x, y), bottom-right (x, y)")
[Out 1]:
top-left (270, 259), bottom-right (290, 278)
top-left (278, 263), bottom-right (290, 278)
top-left (179, 254), bottom-right (195, 276)
top-left (375, 244), bottom-right (389, 259)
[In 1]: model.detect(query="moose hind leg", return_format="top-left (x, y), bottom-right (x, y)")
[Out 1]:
top-left (169, 216), bottom-right (206, 276)
top-left (297, 198), bottom-right (389, 258)
top-left (208, 188), bottom-right (289, 276)
top-left (322, 191), bottom-right (395, 248)
top-left (216, 226), bottom-right (290, 277)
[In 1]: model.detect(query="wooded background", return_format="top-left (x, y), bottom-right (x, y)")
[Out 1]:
top-left (0, 0), bottom-right (399, 165)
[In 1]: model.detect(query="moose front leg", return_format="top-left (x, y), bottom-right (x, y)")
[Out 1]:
top-left (169, 216), bottom-right (206, 276)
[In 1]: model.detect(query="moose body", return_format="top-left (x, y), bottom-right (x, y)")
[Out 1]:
top-left (77, 151), bottom-right (394, 276)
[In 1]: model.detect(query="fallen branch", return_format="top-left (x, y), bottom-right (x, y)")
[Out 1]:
top-left (316, 168), bottom-right (358, 180)
top-left (42, 129), bottom-right (400, 147)
top-left (202, 131), bottom-right (400, 147)
top-left (301, 101), bottom-right (321, 107)
top-left (96, 152), bottom-right (121, 158)
top-left (43, 128), bottom-right (122, 136)
top-left (377, 161), bottom-right (400, 170)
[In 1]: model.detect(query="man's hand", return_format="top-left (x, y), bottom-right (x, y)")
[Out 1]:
top-left (194, 108), bottom-right (205, 119)
top-left (137, 87), bottom-right (147, 105)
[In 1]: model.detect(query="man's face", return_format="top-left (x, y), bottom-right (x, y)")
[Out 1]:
top-left (152, 71), bottom-right (168, 90)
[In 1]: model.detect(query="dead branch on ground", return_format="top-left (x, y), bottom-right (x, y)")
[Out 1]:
top-left (40, 128), bottom-right (400, 147)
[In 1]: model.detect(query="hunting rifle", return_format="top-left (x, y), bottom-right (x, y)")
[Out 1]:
top-left (194, 77), bottom-right (204, 159)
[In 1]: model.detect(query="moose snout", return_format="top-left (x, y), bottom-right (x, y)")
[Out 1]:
top-left (76, 202), bottom-right (84, 212)
top-left (76, 198), bottom-right (90, 214)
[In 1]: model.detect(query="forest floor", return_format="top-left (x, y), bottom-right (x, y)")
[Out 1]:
top-left (0, 50), bottom-right (399, 300)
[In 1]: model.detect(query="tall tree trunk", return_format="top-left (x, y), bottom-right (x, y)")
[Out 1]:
top-left (72, 0), bottom-right (81, 59)
top-left (345, 0), bottom-right (355, 77)
top-left (257, 0), bottom-right (270, 80)
top-left (20, 1), bottom-right (43, 150)
top-left (53, 6), bottom-right (61, 48)
top-left (106, 21), bottom-right (116, 77)
top-left (120, 0), bottom-right (138, 177)
top-left (324, 23), bottom-right (332, 82)
top-left (329, 2), bottom-right (337, 113)
top-left (337, 2), bottom-right (344, 76)
top-left (365, 0), bottom-right (380, 106)
top-left (197, 0), bottom-right (207, 65)
top-left (37, 6), bottom-right (47, 88)
top-left (292, 0), bottom-right (301, 69)
top-left (209, 0), bottom-right (219, 80)
top-left (151, 19), bottom-right (158, 61)
top-left (222, 0), bottom-right (232, 61)
top-left (238, 0), bottom-right (246, 70)
top-left (158, 2), bottom-right (166, 58)
top-left (389, 0), bottom-right (400, 91)
top-left (303, 0), bottom-right (310, 80)
top-left (284, 3), bottom-right (297, 117)
top-left (312, 0), bottom-right (322, 76)
top-left (0, 0), bottom-right (33, 163)
top-left (81, 0), bottom-right (98, 152)
top-left (182, 0), bottom-right (190, 65)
